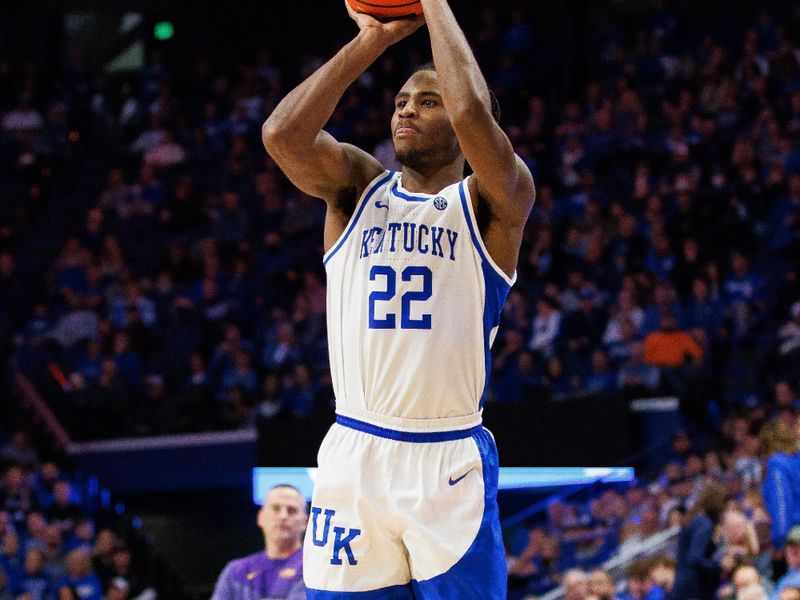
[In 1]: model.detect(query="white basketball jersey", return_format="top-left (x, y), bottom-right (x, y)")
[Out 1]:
top-left (323, 171), bottom-right (515, 423)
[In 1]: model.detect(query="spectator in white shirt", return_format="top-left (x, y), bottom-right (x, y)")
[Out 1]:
top-left (603, 288), bottom-right (645, 344)
top-left (529, 297), bottom-right (562, 356)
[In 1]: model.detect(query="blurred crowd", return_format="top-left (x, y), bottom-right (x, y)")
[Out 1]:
top-left (505, 403), bottom-right (800, 600)
top-left (5, 410), bottom-right (800, 599)
top-left (1, 3), bottom-right (800, 437)
top-left (4, 1), bottom-right (800, 596)
top-left (0, 431), bottom-right (159, 600)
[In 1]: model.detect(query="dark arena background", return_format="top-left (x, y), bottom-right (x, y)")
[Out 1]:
top-left (2, 0), bottom-right (800, 598)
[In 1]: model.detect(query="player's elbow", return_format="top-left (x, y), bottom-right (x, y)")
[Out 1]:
top-left (261, 119), bottom-right (288, 154)
top-left (450, 98), bottom-right (492, 127)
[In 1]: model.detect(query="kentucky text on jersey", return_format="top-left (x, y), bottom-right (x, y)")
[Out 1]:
top-left (324, 171), bottom-right (515, 420)
top-left (359, 222), bottom-right (459, 260)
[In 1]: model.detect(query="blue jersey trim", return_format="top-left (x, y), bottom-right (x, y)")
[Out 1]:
top-left (323, 171), bottom-right (395, 266)
top-left (390, 181), bottom-right (430, 202)
top-left (307, 583), bottom-right (414, 599)
top-left (458, 181), bottom-right (490, 264)
top-left (411, 428), bottom-right (507, 599)
top-left (335, 415), bottom-right (482, 442)
top-left (479, 263), bottom-right (509, 409)
top-left (458, 182), bottom-right (511, 409)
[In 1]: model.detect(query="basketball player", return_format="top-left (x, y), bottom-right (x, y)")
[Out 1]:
top-left (262, 0), bottom-right (535, 597)
top-left (211, 485), bottom-right (307, 600)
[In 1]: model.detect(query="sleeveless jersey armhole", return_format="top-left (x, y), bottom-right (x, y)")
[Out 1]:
top-left (458, 176), bottom-right (517, 286)
top-left (323, 170), bottom-right (395, 266)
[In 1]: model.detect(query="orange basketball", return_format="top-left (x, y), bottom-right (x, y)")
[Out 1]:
top-left (346, 0), bottom-right (423, 20)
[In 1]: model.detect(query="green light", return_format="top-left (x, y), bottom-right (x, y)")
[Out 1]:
top-left (154, 21), bottom-right (174, 41)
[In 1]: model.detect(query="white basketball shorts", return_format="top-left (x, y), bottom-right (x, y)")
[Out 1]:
top-left (303, 413), bottom-right (506, 599)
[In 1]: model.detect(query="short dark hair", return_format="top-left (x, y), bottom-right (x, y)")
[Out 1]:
top-left (263, 484), bottom-right (307, 513)
top-left (412, 62), bottom-right (501, 124)
top-left (626, 560), bottom-right (651, 581)
top-left (692, 482), bottom-right (728, 522)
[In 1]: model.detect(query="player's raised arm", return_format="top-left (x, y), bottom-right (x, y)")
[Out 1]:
top-left (262, 4), bottom-right (424, 203)
top-left (418, 0), bottom-right (534, 223)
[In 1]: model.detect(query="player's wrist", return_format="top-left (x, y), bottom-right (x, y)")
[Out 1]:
top-left (356, 25), bottom-right (391, 51)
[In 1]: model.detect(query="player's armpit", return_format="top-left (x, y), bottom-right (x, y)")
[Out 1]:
top-left (466, 151), bottom-right (534, 278)
top-left (454, 106), bottom-right (535, 226)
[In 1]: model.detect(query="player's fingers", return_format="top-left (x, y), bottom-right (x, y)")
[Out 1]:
top-left (344, 0), bottom-right (381, 28)
top-left (344, 0), bottom-right (363, 20)
top-left (406, 14), bottom-right (426, 32)
top-left (386, 14), bottom-right (425, 37)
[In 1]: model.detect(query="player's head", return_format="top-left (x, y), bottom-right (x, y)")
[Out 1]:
top-left (410, 63), bottom-right (501, 123)
top-left (391, 63), bottom-right (500, 172)
top-left (257, 484), bottom-right (308, 552)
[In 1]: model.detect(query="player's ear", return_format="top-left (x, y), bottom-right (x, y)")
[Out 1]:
top-left (257, 505), bottom-right (267, 528)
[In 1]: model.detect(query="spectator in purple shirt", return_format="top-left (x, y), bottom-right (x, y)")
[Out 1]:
top-left (211, 485), bottom-right (307, 600)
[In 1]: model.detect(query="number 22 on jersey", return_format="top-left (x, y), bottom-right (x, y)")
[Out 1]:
top-left (368, 265), bottom-right (432, 330)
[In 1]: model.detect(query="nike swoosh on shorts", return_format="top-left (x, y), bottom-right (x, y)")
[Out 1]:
top-left (448, 471), bottom-right (471, 486)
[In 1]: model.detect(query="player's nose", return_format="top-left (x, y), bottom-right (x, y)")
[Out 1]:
top-left (398, 102), bottom-right (417, 118)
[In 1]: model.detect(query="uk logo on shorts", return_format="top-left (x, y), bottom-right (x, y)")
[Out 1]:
top-left (310, 507), bottom-right (362, 566)
top-left (433, 196), bottom-right (448, 210)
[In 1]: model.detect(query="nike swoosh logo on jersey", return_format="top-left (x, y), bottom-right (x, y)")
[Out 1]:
top-left (449, 471), bottom-right (471, 486)
top-left (375, 200), bottom-right (389, 208)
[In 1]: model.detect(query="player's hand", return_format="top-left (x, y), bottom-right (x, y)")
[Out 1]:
top-left (346, 0), bottom-right (425, 47)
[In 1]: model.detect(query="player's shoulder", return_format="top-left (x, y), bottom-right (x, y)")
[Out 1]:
top-left (327, 148), bottom-right (390, 217)
top-left (469, 154), bottom-right (535, 221)
top-left (341, 143), bottom-right (387, 195)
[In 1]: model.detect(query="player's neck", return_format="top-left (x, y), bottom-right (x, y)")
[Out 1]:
top-left (400, 162), bottom-right (464, 195)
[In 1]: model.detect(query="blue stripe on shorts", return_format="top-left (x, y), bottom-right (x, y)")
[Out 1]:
top-left (335, 415), bottom-right (482, 443)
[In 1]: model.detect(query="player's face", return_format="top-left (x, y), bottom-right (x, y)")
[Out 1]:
top-left (257, 487), bottom-right (308, 547)
top-left (392, 70), bottom-right (461, 170)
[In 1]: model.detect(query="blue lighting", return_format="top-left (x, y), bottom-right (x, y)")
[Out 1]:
top-left (253, 468), bottom-right (317, 504)
top-left (252, 467), bottom-right (634, 505)
top-left (498, 467), bottom-right (634, 489)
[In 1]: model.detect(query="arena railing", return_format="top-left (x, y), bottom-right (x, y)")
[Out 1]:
top-left (535, 526), bottom-right (681, 600)
top-left (12, 370), bottom-right (72, 451)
